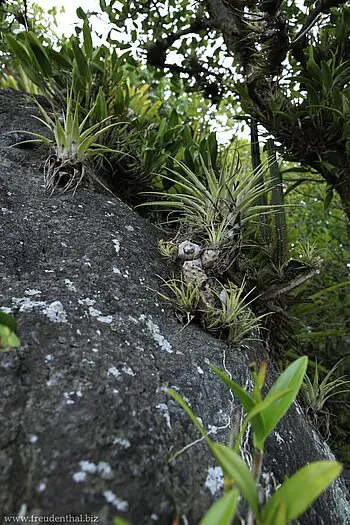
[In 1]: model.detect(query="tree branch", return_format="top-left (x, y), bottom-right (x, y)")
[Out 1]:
top-left (146, 18), bottom-right (215, 68)
top-left (292, 0), bottom-right (348, 44)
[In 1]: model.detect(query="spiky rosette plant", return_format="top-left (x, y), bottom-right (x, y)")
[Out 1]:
top-left (14, 92), bottom-right (130, 195)
top-left (140, 153), bottom-right (278, 247)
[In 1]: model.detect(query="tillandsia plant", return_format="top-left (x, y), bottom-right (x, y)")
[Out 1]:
top-left (167, 357), bottom-right (342, 525)
top-left (141, 152), bottom-right (275, 239)
top-left (0, 312), bottom-right (20, 352)
top-left (301, 358), bottom-right (350, 413)
top-left (203, 280), bottom-right (269, 344)
top-left (155, 277), bottom-right (202, 323)
top-left (13, 91), bottom-right (130, 195)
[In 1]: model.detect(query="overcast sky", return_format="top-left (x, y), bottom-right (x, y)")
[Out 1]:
top-left (37, 0), bottom-right (108, 37)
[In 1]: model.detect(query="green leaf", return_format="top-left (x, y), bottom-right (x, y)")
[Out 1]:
top-left (199, 489), bottom-right (239, 525)
top-left (0, 311), bottom-right (17, 332)
top-left (71, 39), bottom-right (89, 79)
top-left (5, 35), bottom-right (32, 66)
top-left (210, 365), bottom-right (266, 445)
top-left (262, 356), bottom-right (308, 438)
top-left (114, 88), bottom-right (125, 114)
top-left (0, 325), bottom-right (20, 352)
top-left (113, 519), bottom-right (132, 525)
top-left (93, 87), bottom-right (108, 120)
top-left (47, 48), bottom-right (72, 70)
top-left (212, 444), bottom-right (260, 516)
top-left (26, 32), bottom-right (53, 77)
top-left (83, 20), bottom-right (93, 60)
top-left (76, 7), bottom-right (87, 20)
top-left (262, 461), bottom-right (342, 524)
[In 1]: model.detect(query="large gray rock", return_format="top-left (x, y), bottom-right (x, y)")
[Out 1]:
top-left (0, 89), bottom-right (349, 524)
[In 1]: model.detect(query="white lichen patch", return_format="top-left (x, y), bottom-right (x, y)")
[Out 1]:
top-left (88, 307), bottom-right (113, 324)
top-left (11, 297), bottom-right (68, 323)
top-left (0, 306), bottom-right (12, 314)
top-left (1, 207), bottom-right (13, 214)
top-left (113, 267), bottom-right (121, 275)
top-left (72, 472), bottom-right (87, 482)
top-left (64, 279), bottom-right (77, 292)
top-left (125, 225), bottom-right (134, 232)
top-left (122, 365), bottom-right (135, 376)
top-left (113, 437), bottom-right (131, 449)
top-left (24, 289), bottom-right (41, 296)
top-left (97, 461), bottom-right (113, 480)
top-left (156, 403), bottom-right (172, 430)
top-left (112, 238), bottom-right (120, 254)
top-left (75, 460), bottom-right (113, 481)
top-left (205, 466), bottom-right (224, 496)
top-left (12, 297), bottom-right (46, 312)
top-left (78, 297), bottom-right (96, 306)
top-left (63, 391), bottom-right (82, 404)
top-left (139, 315), bottom-right (172, 353)
top-left (108, 367), bottom-right (121, 379)
top-left (103, 491), bottom-right (129, 511)
top-left (80, 461), bottom-right (97, 473)
top-left (44, 301), bottom-right (68, 323)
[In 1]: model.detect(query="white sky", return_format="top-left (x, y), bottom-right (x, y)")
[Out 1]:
top-left (37, 0), bottom-right (109, 38)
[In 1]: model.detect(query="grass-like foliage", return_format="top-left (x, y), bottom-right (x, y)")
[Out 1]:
top-left (155, 277), bottom-right (202, 318)
top-left (301, 359), bottom-right (350, 413)
top-left (141, 153), bottom-right (275, 243)
top-left (294, 239), bottom-right (323, 267)
top-left (14, 92), bottom-right (128, 194)
top-left (203, 280), bottom-right (268, 343)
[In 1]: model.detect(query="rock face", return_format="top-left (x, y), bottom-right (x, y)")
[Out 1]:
top-left (0, 89), bottom-right (349, 525)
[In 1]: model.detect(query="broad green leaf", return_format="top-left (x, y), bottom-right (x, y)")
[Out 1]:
top-left (71, 39), bottom-right (89, 79)
top-left (199, 489), bottom-right (239, 525)
top-left (0, 325), bottom-right (20, 351)
top-left (26, 32), bottom-right (52, 77)
top-left (47, 48), bottom-right (72, 70)
top-left (114, 89), bottom-right (125, 114)
top-left (83, 20), bottom-right (93, 60)
top-left (262, 356), bottom-right (307, 438)
top-left (212, 444), bottom-right (259, 516)
top-left (0, 311), bottom-right (17, 332)
top-left (262, 500), bottom-right (287, 525)
top-left (76, 7), bottom-right (87, 19)
top-left (93, 88), bottom-right (108, 121)
top-left (262, 461), bottom-right (342, 524)
top-left (5, 35), bottom-right (32, 66)
top-left (247, 389), bottom-right (291, 422)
